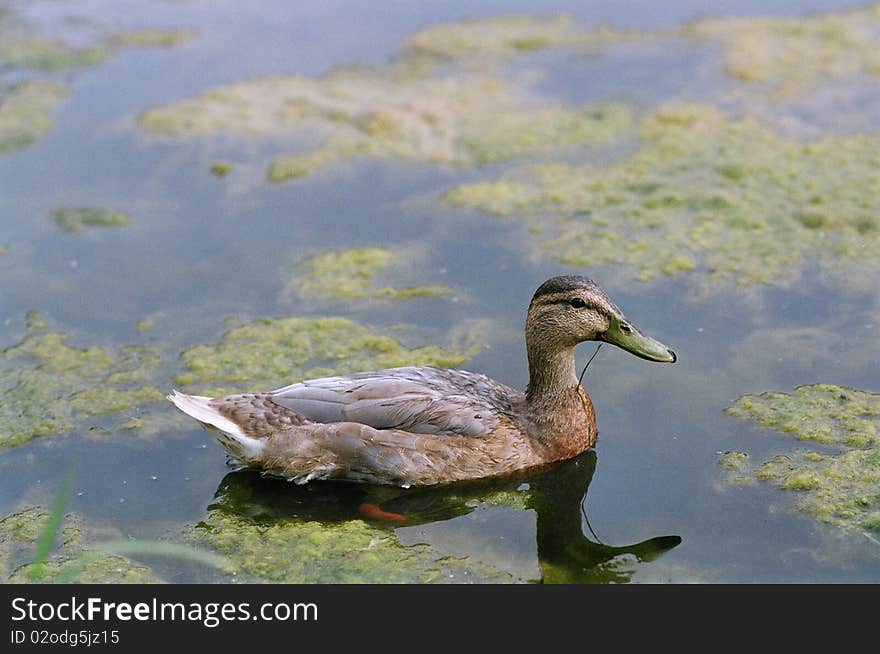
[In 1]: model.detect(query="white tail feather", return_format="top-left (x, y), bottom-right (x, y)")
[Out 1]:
top-left (167, 390), bottom-right (263, 461)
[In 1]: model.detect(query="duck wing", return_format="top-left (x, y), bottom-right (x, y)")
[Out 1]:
top-left (269, 366), bottom-right (517, 438)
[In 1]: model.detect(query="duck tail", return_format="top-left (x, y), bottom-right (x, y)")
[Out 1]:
top-left (167, 390), bottom-right (264, 462)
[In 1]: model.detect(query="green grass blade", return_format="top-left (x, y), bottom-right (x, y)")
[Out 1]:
top-left (94, 540), bottom-right (228, 569)
top-left (27, 468), bottom-right (75, 581)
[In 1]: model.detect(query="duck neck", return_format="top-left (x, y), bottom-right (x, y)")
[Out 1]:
top-left (525, 342), bottom-right (579, 410)
top-left (524, 340), bottom-right (595, 452)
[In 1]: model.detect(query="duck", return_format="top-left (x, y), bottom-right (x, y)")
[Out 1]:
top-left (168, 275), bottom-right (676, 487)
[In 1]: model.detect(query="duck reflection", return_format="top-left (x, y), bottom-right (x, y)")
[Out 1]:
top-left (207, 450), bottom-right (681, 583)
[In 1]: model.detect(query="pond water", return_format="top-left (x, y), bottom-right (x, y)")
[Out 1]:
top-left (1, 0), bottom-right (879, 583)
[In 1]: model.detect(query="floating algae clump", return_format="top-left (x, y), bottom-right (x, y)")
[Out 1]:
top-left (107, 29), bottom-right (197, 48)
top-left (0, 29), bottom-right (194, 72)
top-left (1, 507), bottom-right (157, 583)
top-left (174, 316), bottom-right (480, 393)
top-left (728, 384), bottom-right (880, 448)
top-left (187, 510), bottom-right (511, 583)
top-left (182, 472), bottom-right (516, 583)
top-left (724, 384), bottom-right (880, 536)
top-left (209, 161), bottom-right (233, 177)
top-left (138, 69), bottom-right (631, 180)
top-left (394, 8), bottom-right (880, 96)
top-left (0, 317), bottom-right (164, 449)
top-left (51, 207), bottom-right (130, 233)
top-left (445, 104), bottom-right (880, 288)
top-left (0, 39), bottom-right (110, 71)
top-left (686, 5), bottom-right (880, 94)
top-left (457, 104), bottom-right (631, 165)
top-left (716, 451), bottom-right (753, 485)
top-left (402, 14), bottom-right (636, 63)
top-left (0, 81), bottom-right (67, 154)
top-left (284, 247), bottom-right (450, 302)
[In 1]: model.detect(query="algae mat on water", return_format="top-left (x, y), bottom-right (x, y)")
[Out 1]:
top-left (51, 206), bottom-right (130, 233)
top-left (174, 316), bottom-right (480, 395)
top-left (445, 104), bottom-right (880, 289)
top-left (0, 81), bottom-right (67, 154)
top-left (187, 511), bottom-right (512, 583)
top-left (0, 316), bottom-right (164, 449)
top-left (685, 5), bottom-right (880, 95)
top-left (0, 35), bottom-right (110, 72)
top-left (137, 69), bottom-right (631, 180)
top-left (183, 471), bottom-right (516, 583)
top-left (402, 14), bottom-right (637, 63)
top-left (401, 8), bottom-right (880, 95)
top-left (282, 247), bottom-right (450, 303)
top-left (0, 0), bottom-right (194, 155)
top-left (723, 384), bottom-right (880, 538)
top-left (0, 507), bottom-right (159, 583)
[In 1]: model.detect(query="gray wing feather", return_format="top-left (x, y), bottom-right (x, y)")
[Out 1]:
top-left (269, 366), bottom-right (513, 438)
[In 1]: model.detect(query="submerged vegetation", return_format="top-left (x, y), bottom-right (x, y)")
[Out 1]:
top-left (1, 507), bottom-right (158, 583)
top-left (0, 39), bottom-right (110, 72)
top-left (0, 316), bottom-right (163, 449)
top-left (402, 13), bottom-right (637, 64)
top-left (284, 247), bottom-right (450, 302)
top-left (106, 29), bottom-right (197, 48)
top-left (686, 5), bottom-right (880, 94)
top-left (2, 0), bottom-right (880, 583)
top-left (400, 8), bottom-right (880, 95)
top-left (0, 1), bottom-right (194, 156)
top-left (139, 70), bottom-right (632, 181)
top-left (724, 385), bottom-right (880, 537)
top-left (0, 81), bottom-right (67, 154)
top-left (445, 104), bottom-right (880, 288)
top-left (51, 207), bottom-right (130, 233)
top-left (174, 316), bottom-right (480, 394)
top-left (187, 508), bottom-right (511, 583)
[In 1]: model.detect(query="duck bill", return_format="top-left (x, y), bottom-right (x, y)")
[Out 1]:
top-left (599, 317), bottom-right (677, 363)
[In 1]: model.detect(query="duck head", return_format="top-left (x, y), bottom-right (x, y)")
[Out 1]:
top-left (526, 275), bottom-right (676, 364)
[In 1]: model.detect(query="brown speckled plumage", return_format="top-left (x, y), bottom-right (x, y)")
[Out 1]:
top-left (168, 276), bottom-right (675, 486)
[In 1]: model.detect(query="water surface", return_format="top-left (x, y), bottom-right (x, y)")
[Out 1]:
top-left (2, 0), bottom-right (879, 583)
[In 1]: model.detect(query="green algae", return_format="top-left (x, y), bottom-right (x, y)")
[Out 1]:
top-left (718, 451), bottom-right (749, 471)
top-left (0, 2), bottom-right (198, 158)
top-left (1, 507), bottom-right (158, 583)
top-left (444, 104), bottom-right (880, 289)
top-left (137, 70), bottom-right (632, 180)
top-left (209, 161), bottom-right (233, 177)
top-left (686, 5), bottom-right (880, 95)
top-left (267, 146), bottom-right (349, 182)
top-left (457, 103), bottom-right (632, 164)
top-left (0, 39), bottom-right (110, 71)
top-left (0, 81), bottom-right (67, 154)
top-left (724, 384), bottom-right (880, 537)
top-left (727, 384), bottom-right (880, 448)
top-left (716, 451), bottom-right (754, 485)
top-left (285, 247), bottom-right (450, 303)
top-left (107, 29), bottom-right (197, 48)
top-left (0, 317), bottom-right (164, 449)
top-left (51, 207), bottom-right (130, 233)
top-left (186, 510), bottom-right (511, 583)
top-left (402, 14), bottom-right (636, 64)
top-left (174, 316), bottom-right (480, 394)
top-left (0, 16), bottom-right (193, 70)
top-left (400, 8), bottom-right (880, 97)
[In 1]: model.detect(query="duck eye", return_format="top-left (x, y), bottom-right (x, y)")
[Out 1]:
top-left (569, 298), bottom-right (587, 308)
top-left (620, 321), bottom-right (633, 333)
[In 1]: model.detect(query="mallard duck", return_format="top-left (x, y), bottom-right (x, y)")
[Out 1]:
top-left (169, 275), bottom-right (676, 487)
